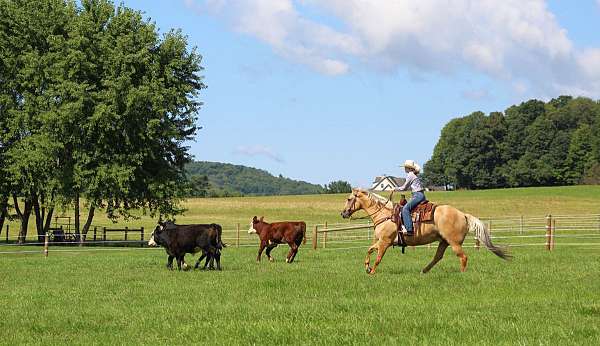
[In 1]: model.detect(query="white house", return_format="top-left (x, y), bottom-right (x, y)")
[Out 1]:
top-left (370, 176), bottom-right (406, 191)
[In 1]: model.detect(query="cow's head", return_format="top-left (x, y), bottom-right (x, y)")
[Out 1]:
top-left (147, 221), bottom-right (172, 247)
top-left (248, 216), bottom-right (263, 234)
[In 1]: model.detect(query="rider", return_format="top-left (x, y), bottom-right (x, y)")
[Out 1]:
top-left (394, 160), bottom-right (425, 236)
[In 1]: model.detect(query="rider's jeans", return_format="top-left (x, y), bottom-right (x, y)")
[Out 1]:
top-left (402, 191), bottom-right (426, 233)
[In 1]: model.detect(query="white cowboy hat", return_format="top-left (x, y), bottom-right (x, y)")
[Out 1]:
top-left (400, 159), bottom-right (421, 173)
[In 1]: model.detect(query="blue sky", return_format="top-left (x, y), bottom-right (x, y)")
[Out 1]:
top-left (121, 0), bottom-right (600, 187)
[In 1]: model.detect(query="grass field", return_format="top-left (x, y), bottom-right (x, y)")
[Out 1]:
top-left (0, 246), bottom-right (599, 344)
top-left (1, 186), bottom-right (600, 344)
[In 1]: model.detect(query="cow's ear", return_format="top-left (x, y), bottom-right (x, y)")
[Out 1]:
top-left (260, 216), bottom-right (264, 222)
top-left (253, 216), bottom-right (258, 222)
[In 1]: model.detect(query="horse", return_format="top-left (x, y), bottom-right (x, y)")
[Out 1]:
top-left (248, 216), bottom-right (306, 263)
top-left (340, 188), bottom-right (510, 274)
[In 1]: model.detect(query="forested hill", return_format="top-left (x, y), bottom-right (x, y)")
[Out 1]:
top-left (424, 96), bottom-right (600, 189)
top-left (185, 161), bottom-right (324, 196)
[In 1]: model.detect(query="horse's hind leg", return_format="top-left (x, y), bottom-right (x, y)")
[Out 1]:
top-left (450, 243), bottom-right (468, 272)
top-left (421, 240), bottom-right (449, 274)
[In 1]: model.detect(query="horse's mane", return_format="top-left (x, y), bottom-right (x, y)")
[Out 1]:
top-left (363, 190), bottom-right (394, 210)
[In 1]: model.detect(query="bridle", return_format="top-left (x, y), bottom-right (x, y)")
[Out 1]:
top-left (346, 190), bottom-right (394, 223)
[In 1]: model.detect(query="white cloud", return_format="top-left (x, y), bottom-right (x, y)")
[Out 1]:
top-left (188, 0), bottom-right (600, 97)
top-left (234, 145), bottom-right (285, 163)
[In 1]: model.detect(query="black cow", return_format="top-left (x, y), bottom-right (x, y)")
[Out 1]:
top-left (148, 221), bottom-right (224, 270)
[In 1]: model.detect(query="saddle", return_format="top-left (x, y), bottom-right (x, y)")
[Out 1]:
top-left (391, 195), bottom-right (437, 251)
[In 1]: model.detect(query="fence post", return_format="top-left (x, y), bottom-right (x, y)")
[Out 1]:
top-left (140, 227), bottom-right (144, 246)
top-left (236, 223), bottom-right (240, 248)
top-left (551, 218), bottom-right (556, 250)
top-left (44, 232), bottom-right (49, 258)
top-left (520, 215), bottom-right (524, 235)
top-left (312, 225), bottom-right (318, 250)
top-left (323, 229), bottom-right (327, 249)
top-left (545, 215), bottom-right (552, 251)
top-left (93, 227), bottom-right (97, 242)
top-left (125, 226), bottom-right (128, 242)
top-left (5, 225), bottom-right (8, 243)
top-left (79, 229), bottom-right (84, 247)
top-left (103, 227), bottom-right (106, 245)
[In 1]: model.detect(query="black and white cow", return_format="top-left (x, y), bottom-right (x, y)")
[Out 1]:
top-left (147, 221), bottom-right (224, 270)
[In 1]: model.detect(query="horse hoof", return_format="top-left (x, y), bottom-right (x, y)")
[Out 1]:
top-left (269, 258), bottom-right (274, 263)
top-left (365, 266), bottom-right (372, 274)
top-left (285, 258), bottom-right (289, 263)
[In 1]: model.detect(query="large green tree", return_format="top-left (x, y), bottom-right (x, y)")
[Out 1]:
top-left (0, 0), bottom-right (205, 240)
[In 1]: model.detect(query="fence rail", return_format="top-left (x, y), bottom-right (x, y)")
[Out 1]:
top-left (2, 214), bottom-right (599, 256)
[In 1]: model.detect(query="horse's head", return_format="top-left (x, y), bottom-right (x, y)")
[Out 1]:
top-left (340, 188), bottom-right (368, 219)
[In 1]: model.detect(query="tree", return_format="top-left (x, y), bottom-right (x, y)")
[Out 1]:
top-left (0, 0), bottom-right (206, 240)
top-left (324, 180), bottom-right (352, 194)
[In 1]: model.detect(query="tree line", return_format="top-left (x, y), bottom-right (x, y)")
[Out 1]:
top-left (185, 161), bottom-right (352, 197)
top-left (423, 96), bottom-right (600, 189)
top-left (0, 0), bottom-right (205, 242)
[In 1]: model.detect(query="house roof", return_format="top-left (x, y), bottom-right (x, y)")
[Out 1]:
top-left (371, 176), bottom-right (405, 188)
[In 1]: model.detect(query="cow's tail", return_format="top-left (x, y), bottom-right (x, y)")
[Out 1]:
top-left (212, 224), bottom-right (226, 249)
top-left (465, 214), bottom-right (511, 260)
top-left (297, 222), bottom-right (306, 246)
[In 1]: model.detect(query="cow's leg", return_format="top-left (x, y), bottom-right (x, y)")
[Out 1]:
top-left (195, 251), bottom-right (207, 269)
top-left (265, 243), bottom-right (278, 262)
top-left (286, 243), bottom-right (299, 263)
top-left (166, 255), bottom-right (174, 270)
top-left (176, 256), bottom-right (183, 270)
top-left (257, 240), bottom-right (267, 262)
top-left (213, 250), bottom-right (222, 271)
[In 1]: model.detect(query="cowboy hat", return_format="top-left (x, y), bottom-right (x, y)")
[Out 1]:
top-left (400, 159), bottom-right (421, 173)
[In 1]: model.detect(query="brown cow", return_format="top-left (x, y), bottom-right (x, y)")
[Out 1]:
top-left (248, 216), bottom-right (306, 263)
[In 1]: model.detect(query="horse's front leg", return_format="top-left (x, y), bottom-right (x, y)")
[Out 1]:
top-left (369, 240), bottom-right (392, 275)
top-left (364, 241), bottom-right (379, 273)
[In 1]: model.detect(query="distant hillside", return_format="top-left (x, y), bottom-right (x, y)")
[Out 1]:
top-left (185, 161), bottom-right (324, 197)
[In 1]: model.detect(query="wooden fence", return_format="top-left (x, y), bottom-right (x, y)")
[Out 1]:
top-left (2, 214), bottom-right (600, 256)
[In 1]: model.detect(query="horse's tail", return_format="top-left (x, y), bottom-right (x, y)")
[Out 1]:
top-left (465, 214), bottom-right (512, 260)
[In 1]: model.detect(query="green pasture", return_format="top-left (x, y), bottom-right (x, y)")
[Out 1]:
top-left (0, 245), bottom-right (599, 345)
top-left (1, 185), bottom-right (600, 344)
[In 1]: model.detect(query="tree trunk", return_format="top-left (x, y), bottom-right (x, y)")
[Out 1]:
top-left (13, 194), bottom-right (33, 244)
top-left (74, 193), bottom-right (80, 239)
top-left (34, 193), bottom-right (55, 242)
top-left (82, 205), bottom-right (95, 236)
top-left (44, 207), bottom-right (54, 234)
top-left (0, 197), bottom-right (8, 237)
top-left (33, 193), bottom-right (45, 242)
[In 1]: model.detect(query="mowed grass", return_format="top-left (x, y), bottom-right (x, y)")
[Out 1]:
top-left (0, 246), bottom-right (599, 344)
top-left (1, 185), bottom-right (600, 344)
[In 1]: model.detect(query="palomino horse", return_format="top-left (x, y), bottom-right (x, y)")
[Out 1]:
top-left (340, 188), bottom-right (510, 274)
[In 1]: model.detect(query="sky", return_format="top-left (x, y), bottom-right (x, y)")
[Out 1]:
top-left (120, 0), bottom-right (600, 188)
